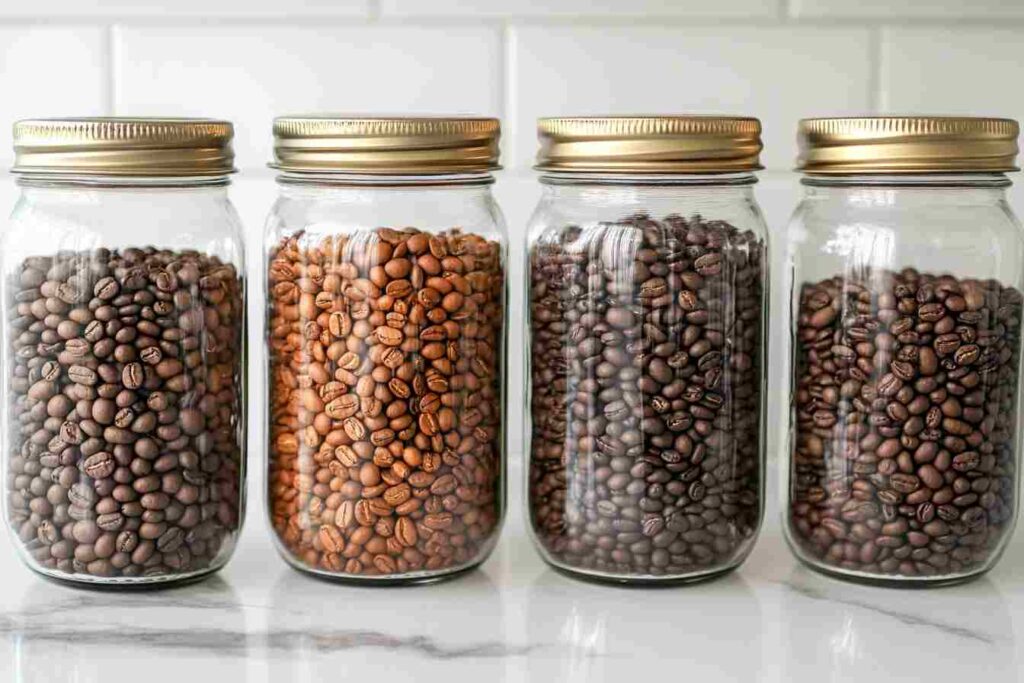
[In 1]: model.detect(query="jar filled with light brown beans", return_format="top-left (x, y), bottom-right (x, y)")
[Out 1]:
top-left (265, 116), bottom-right (507, 583)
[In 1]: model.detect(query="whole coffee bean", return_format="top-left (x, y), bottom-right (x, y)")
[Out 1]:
top-left (268, 228), bottom-right (504, 578)
top-left (790, 270), bottom-right (1020, 580)
top-left (529, 213), bottom-right (765, 579)
top-left (5, 247), bottom-right (244, 581)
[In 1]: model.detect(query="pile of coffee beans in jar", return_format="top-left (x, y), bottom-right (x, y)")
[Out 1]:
top-left (528, 213), bottom-right (765, 579)
top-left (267, 227), bottom-right (504, 579)
top-left (790, 269), bottom-right (1022, 579)
top-left (5, 248), bottom-right (244, 580)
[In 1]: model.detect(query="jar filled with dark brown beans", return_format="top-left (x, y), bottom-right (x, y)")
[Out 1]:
top-left (786, 116), bottom-right (1024, 586)
top-left (527, 116), bottom-right (769, 584)
top-left (265, 116), bottom-right (507, 583)
top-left (3, 118), bottom-right (247, 586)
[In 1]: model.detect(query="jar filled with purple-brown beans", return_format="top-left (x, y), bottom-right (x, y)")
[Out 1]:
top-left (785, 116), bottom-right (1024, 586)
top-left (265, 116), bottom-right (507, 584)
top-left (527, 116), bottom-right (769, 584)
top-left (2, 118), bottom-right (247, 587)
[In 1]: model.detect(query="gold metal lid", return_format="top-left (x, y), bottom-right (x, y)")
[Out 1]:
top-left (535, 116), bottom-right (763, 173)
top-left (12, 117), bottom-right (235, 176)
top-left (797, 116), bottom-right (1020, 174)
top-left (271, 115), bottom-right (501, 174)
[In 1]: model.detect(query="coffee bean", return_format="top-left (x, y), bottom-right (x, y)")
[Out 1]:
top-left (529, 213), bottom-right (765, 578)
top-left (790, 270), bottom-right (1020, 580)
top-left (5, 248), bottom-right (244, 580)
top-left (268, 228), bottom-right (504, 578)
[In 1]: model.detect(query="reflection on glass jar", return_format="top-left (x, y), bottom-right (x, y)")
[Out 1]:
top-left (2, 119), bottom-right (247, 587)
top-left (526, 116), bottom-right (769, 584)
top-left (785, 117), bottom-right (1024, 585)
top-left (264, 116), bottom-right (508, 583)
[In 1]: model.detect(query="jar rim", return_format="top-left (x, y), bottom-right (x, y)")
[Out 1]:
top-left (537, 170), bottom-right (758, 187)
top-left (800, 172), bottom-right (1012, 188)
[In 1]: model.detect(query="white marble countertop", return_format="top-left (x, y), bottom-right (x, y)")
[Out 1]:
top-left (1, 479), bottom-right (1023, 683)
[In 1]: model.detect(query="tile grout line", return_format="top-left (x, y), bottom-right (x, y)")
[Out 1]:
top-left (496, 21), bottom-right (508, 122)
top-left (1, 14), bottom-right (1023, 28)
top-left (778, 0), bottom-right (791, 22)
top-left (502, 22), bottom-right (518, 170)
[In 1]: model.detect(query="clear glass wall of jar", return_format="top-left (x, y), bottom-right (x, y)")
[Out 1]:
top-left (785, 116), bottom-right (1024, 585)
top-left (526, 117), bottom-right (769, 584)
top-left (3, 118), bottom-right (247, 586)
top-left (265, 116), bottom-right (507, 583)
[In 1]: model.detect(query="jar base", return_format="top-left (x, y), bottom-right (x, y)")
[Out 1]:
top-left (796, 557), bottom-right (992, 589)
top-left (277, 550), bottom-right (488, 586)
top-left (26, 563), bottom-right (226, 591)
top-left (543, 557), bottom-right (742, 587)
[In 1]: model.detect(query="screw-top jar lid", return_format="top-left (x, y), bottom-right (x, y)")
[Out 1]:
top-left (797, 116), bottom-right (1020, 174)
top-left (12, 117), bottom-right (236, 176)
top-left (271, 115), bottom-right (501, 174)
top-left (535, 116), bottom-right (763, 173)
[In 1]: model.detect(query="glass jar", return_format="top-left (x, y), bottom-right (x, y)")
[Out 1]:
top-left (265, 116), bottom-right (507, 583)
top-left (526, 116), bottom-right (769, 584)
top-left (784, 116), bottom-right (1024, 585)
top-left (3, 118), bottom-right (247, 586)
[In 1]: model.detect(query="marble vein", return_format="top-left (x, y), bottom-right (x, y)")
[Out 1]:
top-left (264, 629), bottom-right (539, 659)
top-left (779, 579), bottom-right (1002, 646)
top-left (0, 613), bottom-right (538, 660)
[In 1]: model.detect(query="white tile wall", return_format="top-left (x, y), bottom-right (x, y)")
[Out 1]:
top-left (509, 24), bottom-right (873, 169)
top-left (791, 0), bottom-right (1024, 19)
top-left (381, 0), bottom-right (779, 17)
top-left (881, 27), bottom-right (1024, 119)
top-left (0, 4), bottom-right (1021, 172)
top-left (0, 0), bottom-right (369, 17)
top-left (0, 27), bottom-right (107, 159)
top-left (114, 25), bottom-right (502, 169)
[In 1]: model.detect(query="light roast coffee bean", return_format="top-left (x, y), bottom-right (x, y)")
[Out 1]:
top-left (790, 268), bottom-right (1021, 580)
top-left (528, 213), bottom-right (765, 579)
top-left (5, 247), bottom-right (244, 580)
top-left (267, 227), bottom-right (504, 578)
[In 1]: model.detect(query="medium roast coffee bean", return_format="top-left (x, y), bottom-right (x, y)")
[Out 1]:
top-left (789, 269), bottom-right (1021, 580)
top-left (267, 227), bottom-right (504, 578)
top-left (528, 213), bottom-right (765, 579)
top-left (5, 247), bottom-right (244, 580)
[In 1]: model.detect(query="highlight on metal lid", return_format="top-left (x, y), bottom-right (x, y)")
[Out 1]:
top-left (796, 116), bottom-right (1020, 174)
top-left (12, 117), bottom-right (236, 177)
top-left (271, 115), bottom-right (501, 174)
top-left (535, 115), bottom-right (763, 174)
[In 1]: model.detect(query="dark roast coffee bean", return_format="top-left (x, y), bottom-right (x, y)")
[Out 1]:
top-left (529, 213), bottom-right (764, 578)
top-left (5, 247), bottom-right (244, 580)
top-left (790, 270), bottom-right (1020, 580)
